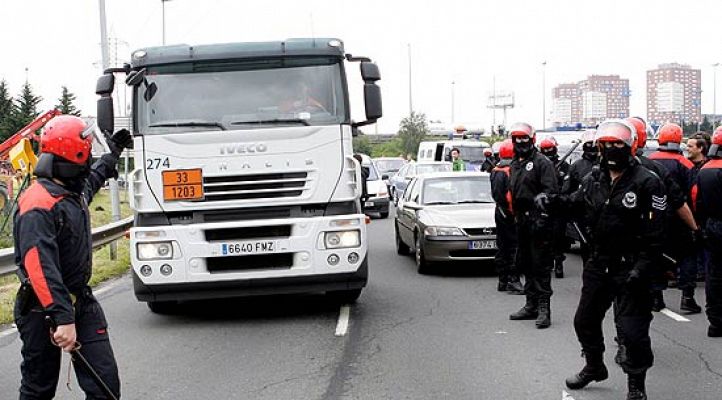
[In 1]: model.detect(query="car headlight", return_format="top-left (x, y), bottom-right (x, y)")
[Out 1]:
top-left (424, 226), bottom-right (464, 237)
top-left (324, 230), bottom-right (361, 249)
top-left (137, 242), bottom-right (174, 260)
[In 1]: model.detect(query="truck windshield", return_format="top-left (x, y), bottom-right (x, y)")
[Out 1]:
top-left (135, 57), bottom-right (347, 133)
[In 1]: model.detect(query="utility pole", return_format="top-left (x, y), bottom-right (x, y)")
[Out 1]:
top-left (162, 0), bottom-right (172, 45)
top-left (542, 61), bottom-right (547, 130)
top-left (408, 43), bottom-right (413, 116)
top-left (99, 0), bottom-right (121, 260)
top-left (714, 63), bottom-right (719, 130)
top-left (451, 81), bottom-right (456, 125)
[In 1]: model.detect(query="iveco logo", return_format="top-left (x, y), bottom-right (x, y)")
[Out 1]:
top-left (220, 143), bottom-right (268, 155)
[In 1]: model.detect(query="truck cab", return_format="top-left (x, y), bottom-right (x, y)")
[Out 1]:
top-left (95, 38), bottom-right (382, 312)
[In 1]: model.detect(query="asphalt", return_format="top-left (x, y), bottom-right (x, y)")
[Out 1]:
top-left (1, 211), bottom-right (721, 399)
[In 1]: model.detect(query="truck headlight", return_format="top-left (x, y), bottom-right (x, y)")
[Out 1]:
top-left (424, 226), bottom-right (464, 237)
top-left (324, 230), bottom-right (361, 249)
top-left (137, 242), bottom-right (174, 260)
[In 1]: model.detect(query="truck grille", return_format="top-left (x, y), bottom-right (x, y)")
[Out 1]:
top-left (207, 253), bottom-right (294, 273)
top-left (463, 227), bottom-right (496, 236)
top-left (203, 172), bottom-right (310, 202)
top-left (204, 225), bottom-right (292, 241)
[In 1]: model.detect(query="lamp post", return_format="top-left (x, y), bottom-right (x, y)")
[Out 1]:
top-left (714, 63), bottom-right (720, 130)
top-left (162, 0), bottom-right (172, 45)
top-left (451, 80), bottom-right (456, 125)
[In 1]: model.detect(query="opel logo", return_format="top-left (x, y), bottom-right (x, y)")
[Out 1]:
top-left (220, 143), bottom-right (268, 155)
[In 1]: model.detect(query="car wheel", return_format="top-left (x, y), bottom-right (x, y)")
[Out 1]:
top-left (326, 288), bottom-right (363, 304)
top-left (395, 221), bottom-right (410, 255)
top-left (415, 233), bottom-right (430, 274)
top-left (379, 211), bottom-right (389, 219)
top-left (147, 301), bottom-right (178, 314)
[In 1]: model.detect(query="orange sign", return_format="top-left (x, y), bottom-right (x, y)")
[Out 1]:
top-left (162, 169), bottom-right (204, 201)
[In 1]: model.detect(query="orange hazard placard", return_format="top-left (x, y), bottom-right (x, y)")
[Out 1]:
top-left (162, 169), bottom-right (204, 201)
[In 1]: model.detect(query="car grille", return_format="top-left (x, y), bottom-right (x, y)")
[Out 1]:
top-left (463, 227), bottom-right (496, 236)
top-left (202, 172), bottom-right (311, 202)
top-left (206, 253), bottom-right (294, 273)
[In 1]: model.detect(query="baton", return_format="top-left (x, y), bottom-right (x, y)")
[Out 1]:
top-left (662, 253), bottom-right (677, 264)
top-left (556, 140), bottom-right (581, 170)
top-left (45, 316), bottom-right (119, 400)
top-left (572, 222), bottom-right (588, 245)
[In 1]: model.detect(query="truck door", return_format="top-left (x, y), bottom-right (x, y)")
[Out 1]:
top-left (435, 143), bottom-right (445, 161)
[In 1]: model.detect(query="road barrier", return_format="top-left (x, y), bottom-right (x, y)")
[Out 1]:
top-left (0, 216), bottom-right (134, 278)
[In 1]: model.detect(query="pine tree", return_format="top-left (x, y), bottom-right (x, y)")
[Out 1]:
top-left (1, 82), bottom-right (42, 141)
top-left (56, 86), bottom-right (81, 116)
top-left (0, 80), bottom-right (13, 139)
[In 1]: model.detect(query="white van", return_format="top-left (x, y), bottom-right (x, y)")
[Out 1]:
top-left (417, 140), bottom-right (491, 171)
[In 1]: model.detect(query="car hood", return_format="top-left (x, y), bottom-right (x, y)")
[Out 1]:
top-left (419, 204), bottom-right (496, 227)
top-left (366, 179), bottom-right (387, 196)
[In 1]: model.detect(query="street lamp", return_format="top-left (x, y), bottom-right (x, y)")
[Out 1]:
top-left (162, 0), bottom-right (172, 45)
top-left (542, 61), bottom-right (547, 130)
top-left (714, 63), bottom-right (720, 130)
top-left (451, 80), bottom-right (456, 125)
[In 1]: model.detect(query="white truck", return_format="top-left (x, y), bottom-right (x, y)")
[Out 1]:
top-left (95, 38), bottom-right (382, 312)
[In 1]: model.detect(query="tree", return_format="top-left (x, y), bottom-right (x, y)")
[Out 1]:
top-left (352, 135), bottom-right (373, 155)
top-left (700, 116), bottom-right (713, 134)
top-left (56, 86), bottom-right (81, 116)
top-left (397, 111), bottom-right (430, 158)
top-left (1, 82), bottom-right (42, 141)
top-left (0, 80), bottom-right (12, 139)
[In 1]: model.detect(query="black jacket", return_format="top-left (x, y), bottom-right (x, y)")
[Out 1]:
top-left (14, 154), bottom-right (119, 325)
top-left (510, 149), bottom-right (558, 213)
top-left (547, 154), bottom-right (570, 188)
top-left (563, 153), bottom-right (595, 194)
top-left (491, 164), bottom-right (513, 218)
top-left (648, 150), bottom-right (694, 196)
top-left (694, 159), bottom-right (722, 224)
top-left (559, 161), bottom-right (667, 275)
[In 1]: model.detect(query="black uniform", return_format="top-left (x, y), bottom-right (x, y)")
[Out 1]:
top-left (13, 154), bottom-right (121, 399)
top-left (491, 161), bottom-right (519, 290)
top-left (557, 159), bottom-right (667, 375)
top-left (510, 149), bottom-right (559, 302)
top-left (562, 152), bottom-right (596, 262)
top-left (548, 154), bottom-right (571, 273)
top-left (482, 157), bottom-right (496, 173)
top-left (692, 158), bottom-right (722, 332)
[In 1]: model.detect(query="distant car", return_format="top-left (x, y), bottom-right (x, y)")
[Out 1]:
top-left (373, 157), bottom-right (406, 189)
top-left (388, 161), bottom-right (452, 205)
top-left (359, 155), bottom-right (390, 219)
top-left (394, 172), bottom-right (497, 273)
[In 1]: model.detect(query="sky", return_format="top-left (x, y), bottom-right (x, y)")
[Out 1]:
top-left (2, 0), bottom-right (722, 134)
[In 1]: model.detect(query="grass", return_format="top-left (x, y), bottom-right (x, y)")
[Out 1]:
top-left (0, 188), bottom-right (133, 326)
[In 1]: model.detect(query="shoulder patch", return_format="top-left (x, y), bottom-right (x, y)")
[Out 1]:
top-left (18, 183), bottom-right (63, 216)
top-left (525, 162), bottom-right (534, 171)
top-left (651, 194), bottom-right (667, 211)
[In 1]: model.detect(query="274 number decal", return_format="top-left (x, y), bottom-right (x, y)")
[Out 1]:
top-left (146, 157), bottom-right (170, 170)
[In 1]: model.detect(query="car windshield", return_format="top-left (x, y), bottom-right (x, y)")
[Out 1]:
top-left (415, 163), bottom-right (452, 175)
top-left (421, 177), bottom-right (493, 205)
top-left (135, 57), bottom-right (347, 134)
top-left (375, 159), bottom-right (405, 173)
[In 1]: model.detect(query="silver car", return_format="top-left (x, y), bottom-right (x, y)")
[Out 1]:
top-left (394, 172), bottom-right (497, 274)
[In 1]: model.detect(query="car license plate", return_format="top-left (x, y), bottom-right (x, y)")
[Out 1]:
top-left (220, 241), bottom-right (279, 256)
top-left (364, 201), bottom-right (374, 207)
top-left (162, 169), bottom-right (204, 201)
top-left (469, 240), bottom-right (496, 250)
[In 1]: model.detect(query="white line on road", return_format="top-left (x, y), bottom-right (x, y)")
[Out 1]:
top-left (562, 390), bottom-right (576, 400)
top-left (660, 308), bottom-right (690, 322)
top-left (335, 305), bottom-right (350, 337)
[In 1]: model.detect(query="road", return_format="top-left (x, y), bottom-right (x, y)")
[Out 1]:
top-left (1, 212), bottom-right (721, 399)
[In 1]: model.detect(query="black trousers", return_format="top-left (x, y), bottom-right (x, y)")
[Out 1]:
top-left (705, 219), bottom-right (722, 329)
top-left (574, 257), bottom-right (654, 375)
top-left (552, 218), bottom-right (568, 263)
top-left (515, 212), bottom-right (553, 300)
top-left (494, 209), bottom-right (518, 282)
top-left (15, 292), bottom-right (120, 400)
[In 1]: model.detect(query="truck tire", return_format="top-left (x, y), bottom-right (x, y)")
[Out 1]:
top-left (326, 288), bottom-right (362, 304)
top-left (0, 183), bottom-right (8, 213)
top-left (379, 211), bottom-right (389, 219)
top-left (147, 301), bottom-right (178, 314)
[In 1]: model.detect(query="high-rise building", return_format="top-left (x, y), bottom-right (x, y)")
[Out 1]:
top-left (647, 63), bottom-right (701, 126)
top-left (551, 75), bottom-right (629, 126)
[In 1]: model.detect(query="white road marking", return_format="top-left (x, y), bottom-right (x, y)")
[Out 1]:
top-left (335, 305), bottom-right (350, 337)
top-left (660, 308), bottom-right (690, 322)
top-left (562, 390), bottom-right (576, 400)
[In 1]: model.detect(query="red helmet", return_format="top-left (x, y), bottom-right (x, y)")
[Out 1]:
top-left (41, 115), bottom-right (94, 164)
top-left (626, 117), bottom-right (647, 149)
top-left (595, 119), bottom-right (637, 155)
top-left (539, 137), bottom-right (558, 150)
top-left (499, 138), bottom-right (514, 159)
top-left (509, 122), bottom-right (535, 142)
top-left (657, 123), bottom-right (683, 151)
top-left (709, 126), bottom-right (722, 157)
top-left (483, 148), bottom-right (492, 157)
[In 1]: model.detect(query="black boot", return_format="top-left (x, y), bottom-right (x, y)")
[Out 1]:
top-left (651, 290), bottom-right (666, 312)
top-left (536, 298), bottom-right (551, 329)
top-left (506, 277), bottom-right (524, 295)
top-left (709, 325), bottom-right (722, 337)
top-left (510, 298), bottom-right (538, 320)
top-left (614, 337), bottom-right (627, 366)
top-left (680, 290), bottom-right (702, 314)
top-left (497, 279), bottom-right (508, 292)
top-left (554, 258), bottom-right (564, 278)
top-left (627, 373), bottom-right (647, 400)
top-left (565, 352), bottom-right (608, 390)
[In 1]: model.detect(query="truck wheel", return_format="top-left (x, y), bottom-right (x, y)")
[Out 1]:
top-left (395, 222), bottom-right (410, 255)
top-left (326, 288), bottom-right (362, 304)
top-left (379, 211), bottom-right (389, 219)
top-left (147, 301), bottom-right (178, 314)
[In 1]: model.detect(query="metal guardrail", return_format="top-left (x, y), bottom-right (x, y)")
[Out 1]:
top-left (0, 216), bottom-right (134, 278)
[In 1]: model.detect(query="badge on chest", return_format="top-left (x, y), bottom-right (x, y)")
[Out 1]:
top-left (622, 191), bottom-right (637, 208)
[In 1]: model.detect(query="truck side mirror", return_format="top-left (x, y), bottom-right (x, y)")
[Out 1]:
top-left (96, 74), bottom-right (115, 96)
top-left (96, 74), bottom-right (115, 134)
top-left (363, 83), bottom-right (382, 122)
top-left (360, 62), bottom-right (380, 82)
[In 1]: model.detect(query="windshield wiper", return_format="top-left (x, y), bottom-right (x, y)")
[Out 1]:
top-left (149, 121), bottom-right (226, 130)
top-left (424, 201), bottom-right (456, 205)
top-left (231, 118), bottom-right (310, 126)
top-left (458, 200), bottom-right (494, 204)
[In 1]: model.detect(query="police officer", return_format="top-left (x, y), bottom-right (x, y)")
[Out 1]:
top-left (542, 120), bottom-right (666, 400)
top-left (692, 126), bottom-right (722, 337)
top-left (539, 136), bottom-right (569, 278)
top-left (481, 148), bottom-right (496, 173)
top-left (508, 122), bottom-right (558, 329)
top-left (353, 154), bottom-right (370, 212)
top-left (562, 130), bottom-right (597, 263)
top-left (649, 123), bottom-right (701, 313)
top-left (13, 115), bottom-right (131, 399)
top-left (491, 139), bottom-right (523, 294)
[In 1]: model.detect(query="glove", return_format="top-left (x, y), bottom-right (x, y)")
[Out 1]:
top-left (534, 193), bottom-right (550, 213)
top-left (108, 129), bottom-right (133, 156)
